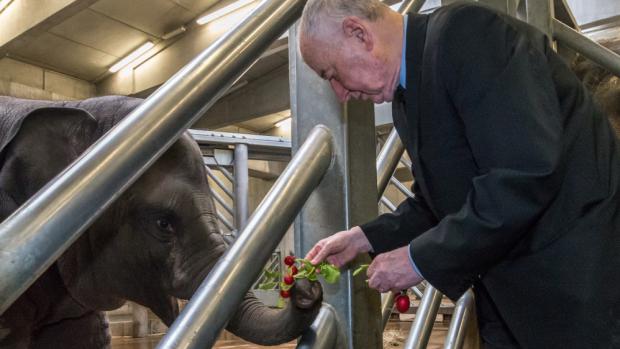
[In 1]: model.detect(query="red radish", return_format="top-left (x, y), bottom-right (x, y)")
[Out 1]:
top-left (291, 266), bottom-right (298, 275)
top-left (395, 294), bottom-right (410, 313)
top-left (284, 255), bottom-right (295, 266)
top-left (283, 275), bottom-right (295, 285)
top-left (280, 290), bottom-right (291, 298)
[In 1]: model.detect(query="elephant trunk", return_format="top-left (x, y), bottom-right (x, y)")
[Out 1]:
top-left (225, 279), bottom-right (322, 345)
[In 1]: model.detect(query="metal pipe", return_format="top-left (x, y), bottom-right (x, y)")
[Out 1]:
top-left (210, 187), bottom-right (234, 216)
top-left (376, 129), bottom-right (405, 198)
top-left (391, 176), bottom-right (414, 198)
top-left (381, 292), bottom-right (396, 330)
top-left (205, 165), bottom-right (234, 198)
top-left (157, 126), bottom-right (333, 349)
top-left (216, 211), bottom-right (234, 232)
top-left (216, 165), bottom-right (234, 183)
top-left (400, 157), bottom-right (412, 169)
top-left (0, 0), bottom-right (307, 315)
top-left (553, 19), bottom-right (620, 78)
top-left (399, 0), bottom-right (427, 13)
top-left (234, 144), bottom-right (250, 230)
top-left (296, 304), bottom-right (339, 349)
top-left (381, 196), bottom-right (398, 212)
top-left (411, 286), bottom-right (424, 299)
top-left (443, 290), bottom-right (475, 349)
top-left (403, 286), bottom-right (442, 349)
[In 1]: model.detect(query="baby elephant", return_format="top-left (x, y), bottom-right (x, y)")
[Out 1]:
top-left (0, 96), bottom-right (322, 349)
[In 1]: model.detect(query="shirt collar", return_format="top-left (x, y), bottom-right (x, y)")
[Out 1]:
top-left (399, 14), bottom-right (408, 89)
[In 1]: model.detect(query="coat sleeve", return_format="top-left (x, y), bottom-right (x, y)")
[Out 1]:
top-left (360, 179), bottom-right (438, 255)
top-left (410, 5), bottom-right (566, 300)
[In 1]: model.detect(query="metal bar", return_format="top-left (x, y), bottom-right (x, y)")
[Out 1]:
top-left (391, 176), bottom-right (414, 198)
top-left (216, 211), bottom-right (234, 232)
top-left (403, 286), bottom-right (443, 349)
top-left (399, 0), bottom-right (426, 13)
top-left (190, 129), bottom-right (292, 150)
top-left (157, 126), bottom-right (332, 349)
top-left (234, 144), bottom-right (250, 230)
top-left (216, 165), bottom-right (234, 183)
top-left (411, 286), bottom-right (424, 299)
top-left (381, 196), bottom-right (398, 212)
top-left (400, 157), bottom-right (412, 169)
top-left (296, 304), bottom-right (339, 349)
top-left (553, 19), bottom-right (620, 78)
top-left (524, 0), bottom-right (554, 39)
top-left (210, 187), bottom-right (234, 216)
top-left (381, 292), bottom-right (396, 330)
top-left (205, 165), bottom-right (234, 198)
top-left (443, 290), bottom-right (475, 349)
top-left (0, 0), bottom-right (306, 315)
top-left (376, 129), bottom-right (405, 199)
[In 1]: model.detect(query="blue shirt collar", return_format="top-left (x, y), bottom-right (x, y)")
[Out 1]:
top-left (399, 14), bottom-right (408, 89)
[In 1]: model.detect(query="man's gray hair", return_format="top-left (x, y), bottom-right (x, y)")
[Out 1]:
top-left (300, 0), bottom-right (388, 38)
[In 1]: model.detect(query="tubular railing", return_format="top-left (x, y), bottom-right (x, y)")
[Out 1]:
top-left (552, 19), bottom-right (620, 77)
top-left (0, 0), bottom-right (307, 315)
top-left (156, 125), bottom-right (333, 349)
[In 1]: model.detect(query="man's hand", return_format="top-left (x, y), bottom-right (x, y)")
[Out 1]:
top-left (367, 246), bottom-right (424, 293)
top-left (305, 226), bottom-right (373, 267)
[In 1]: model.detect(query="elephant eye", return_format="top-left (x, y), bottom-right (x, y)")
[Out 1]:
top-left (156, 218), bottom-right (175, 233)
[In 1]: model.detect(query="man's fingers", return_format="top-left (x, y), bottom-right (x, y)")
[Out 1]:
top-left (305, 243), bottom-right (322, 261)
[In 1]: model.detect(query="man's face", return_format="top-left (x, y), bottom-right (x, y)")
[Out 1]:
top-left (301, 22), bottom-right (399, 104)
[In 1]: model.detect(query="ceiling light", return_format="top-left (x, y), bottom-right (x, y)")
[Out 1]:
top-left (275, 118), bottom-right (291, 128)
top-left (0, 0), bottom-right (14, 14)
top-left (196, 0), bottom-right (255, 25)
top-left (109, 42), bottom-right (155, 73)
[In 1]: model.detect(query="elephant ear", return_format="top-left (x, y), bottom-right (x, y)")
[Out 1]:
top-left (0, 107), bottom-right (98, 204)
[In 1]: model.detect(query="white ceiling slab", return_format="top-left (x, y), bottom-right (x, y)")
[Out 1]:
top-left (49, 9), bottom-right (153, 57)
top-left (90, 0), bottom-right (195, 37)
top-left (10, 31), bottom-right (117, 80)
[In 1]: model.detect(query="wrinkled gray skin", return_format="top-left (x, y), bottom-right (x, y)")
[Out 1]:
top-left (0, 96), bottom-right (322, 349)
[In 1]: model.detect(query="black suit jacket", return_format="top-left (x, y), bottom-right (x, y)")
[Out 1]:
top-left (361, 3), bottom-right (620, 347)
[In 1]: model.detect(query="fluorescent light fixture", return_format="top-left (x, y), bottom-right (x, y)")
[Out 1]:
top-left (275, 117), bottom-right (291, 128)
top-left (109, 41), bottom-right (154, 73)
top-left (0, 0), bottom-right (14, 13)
top-left (196, 0), bottom-right (255, 25)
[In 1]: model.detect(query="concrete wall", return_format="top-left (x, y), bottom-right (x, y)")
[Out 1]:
top-left (0, 57), bottom-right (95, 100)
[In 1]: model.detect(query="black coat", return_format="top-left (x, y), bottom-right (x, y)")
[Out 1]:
top-left (360, 3), bottom-right (620, 347)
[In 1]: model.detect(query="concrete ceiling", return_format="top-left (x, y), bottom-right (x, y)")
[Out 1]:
top-left (1, 0), bottom-right (219, 81)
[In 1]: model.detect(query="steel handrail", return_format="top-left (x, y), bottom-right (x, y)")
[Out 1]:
top-left (0, 0), bottom-right (307, 315)
top-left (553, 19), bottom-right (620, 77)
top-left (157, 125), bottom-right (333, 349)
top-left (443, 290), bottom-right (475, 349)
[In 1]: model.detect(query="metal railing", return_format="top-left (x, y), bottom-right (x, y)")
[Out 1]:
top-left (0, 0), bottom-right (307, 315)
top-left (156, 125), bottom-right (333, 349)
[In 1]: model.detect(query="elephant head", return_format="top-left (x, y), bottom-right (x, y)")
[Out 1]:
top-left (0, 96), bottom-right (322, 346)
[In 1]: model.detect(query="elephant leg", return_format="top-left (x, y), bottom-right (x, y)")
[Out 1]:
top-left (31, 311), bottom-right (111, 349)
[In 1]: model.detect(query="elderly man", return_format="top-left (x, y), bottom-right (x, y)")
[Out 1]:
top-left (300, 0), bottom-right (620, 348)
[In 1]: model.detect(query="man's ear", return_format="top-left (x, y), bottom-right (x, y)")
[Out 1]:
top-left (342, 16), bottom-right (374, 51)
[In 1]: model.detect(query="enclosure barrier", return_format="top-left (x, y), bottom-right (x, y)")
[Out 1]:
top-left (443, 290), bottom-right (475, 349)
top-left (0, 0), bottom-right (307, 316)
top-left (552, 19), bottom-right (620, 77)
top-left (157, 125), bottom-right (333, 349)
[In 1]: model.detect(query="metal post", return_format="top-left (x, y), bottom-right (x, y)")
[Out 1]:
top-left (553, 19), bottom-right (620, 78)
top-left (376, 129), bottom-right (405, 198)
top-left (0, 0), bottom-right (307, 315)
top-left (205, 165), bottom-right (234, 198)
top-left (290, 24), bottom-right (381, 349)
top-left (381, 292), bottom-right (396, 330)
top-left (156, 126), bottom-right (333, 349)
top-left (443, 290), bottom-right (475, 349)
top-left (400, 0), bottom-right (427, 14)
top-left (234, 143), bottom-right (250, 230)
top-left (523, 0), bottom-right (554, 40)
top-left (390, 176), bottom-right (414, 198)
top-left (403, 286), bottom-right (443, 349)
top-left (297, 304), bottom-right (339, 349)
